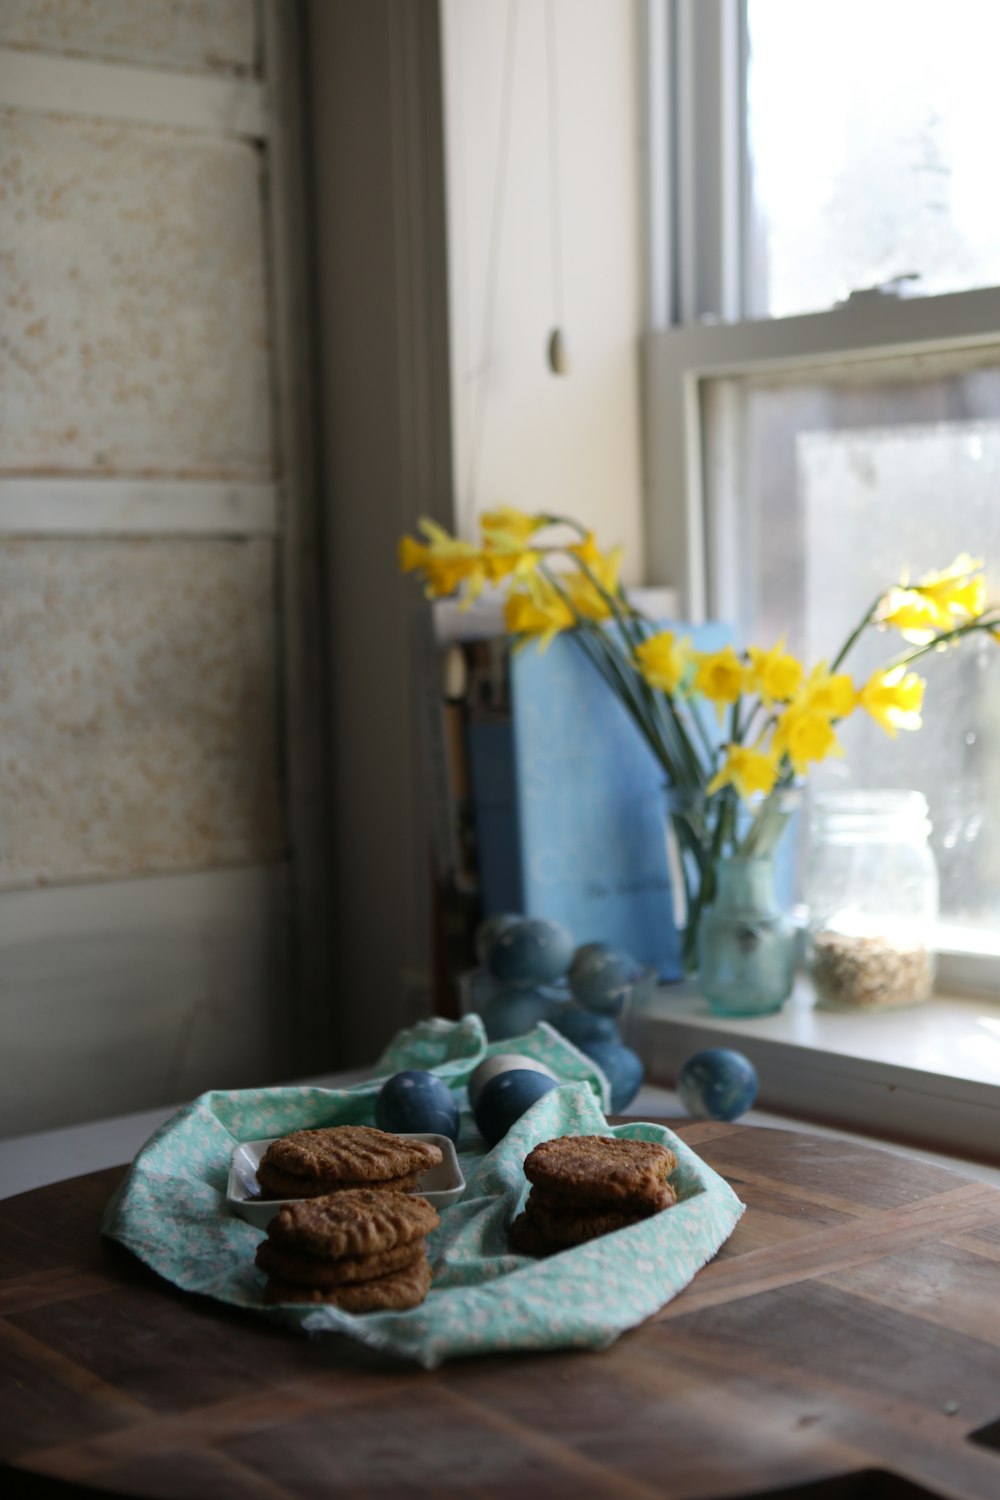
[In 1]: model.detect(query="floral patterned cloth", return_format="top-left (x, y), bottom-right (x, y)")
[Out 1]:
top-left (101, 1017), bottom-right (745, 1369)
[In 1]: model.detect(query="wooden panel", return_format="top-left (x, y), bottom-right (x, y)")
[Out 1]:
top-left (0, 109), bottom-right (272, 476)
top-left (6, 1125), bottom-right (1000, 1497)
top-left (0, 478), bottom-right (277, 534)
top-left (0, 0), bottom-right (256, 77)
top-left (0, 866), bottom-right (287, 1138)
top-left (0, 538), bottom-right (282, 887)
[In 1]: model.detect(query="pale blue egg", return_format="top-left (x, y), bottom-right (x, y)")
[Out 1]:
top-left (568, 943), bottom-right (644, 1015)
top-left (677, 1049), bottom-right (758, 1122)
top-left (474, 1068), bottom-right (560, 1146)
top-left (550, 1007), bottom-right (622, 1049)
top-left (578, 1040), bottom-right (644, 1110)
top-left (467, 1052), bottom-right (558, 1108)
top-left (375, 1069), bottom-right (460, 1141)
top-left (485, 918), bottom-right (574, 985)
top-left (474, 913), bottom-right (523, 967)
top-left (479, 987), bottom-right (560, 1042)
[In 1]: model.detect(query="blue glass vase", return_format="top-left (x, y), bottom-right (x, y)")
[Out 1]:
top-left (695, 855), bottom-right (795, 1017)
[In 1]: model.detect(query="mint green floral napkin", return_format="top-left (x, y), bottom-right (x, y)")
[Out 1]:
top-left (101, 1017), bottom-right (744, 1369)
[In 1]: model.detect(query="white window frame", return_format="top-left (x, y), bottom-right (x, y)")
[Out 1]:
top-left (641, 0), bottom-right (1000, 992)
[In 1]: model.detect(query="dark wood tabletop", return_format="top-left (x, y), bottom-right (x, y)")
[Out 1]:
top-left (5, 1120), bottom-right (1000, 1500)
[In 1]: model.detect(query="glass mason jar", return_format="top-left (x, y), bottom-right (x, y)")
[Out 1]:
top-left (695, 855), bottom-right (797, 1016)
top-left (805, 790), bottom-right (939, 1011)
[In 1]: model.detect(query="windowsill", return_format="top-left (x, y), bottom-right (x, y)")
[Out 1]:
top-left (628, 977), bottom-right (1000, 1165)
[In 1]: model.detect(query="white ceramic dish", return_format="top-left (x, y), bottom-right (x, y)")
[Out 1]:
top-left (227, 1132), bottom-right (465, 1229)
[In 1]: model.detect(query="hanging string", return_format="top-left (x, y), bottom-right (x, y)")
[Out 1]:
top-left (466, 0), bottom-right (520, 518)
top-left (545, 0), bottom-right (569, 375)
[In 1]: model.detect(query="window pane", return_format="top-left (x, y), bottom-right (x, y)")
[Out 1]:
top-left (704, 348), bottom-right (1000, 933)
top-left (746, 0), bottom-right (1000, 317)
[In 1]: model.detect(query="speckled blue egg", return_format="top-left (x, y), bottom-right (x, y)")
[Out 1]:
top-left (375, 1070), bottom-right (460, 1141)
top-left (485, 917), bottom-right (574, 985)
top-left (474, 1068), bottom-right (560, 1146)
top-left (550, 1007), bottom-right (622, 1049)
top-left (578, 1040), bottom-right (645, 1111)
top-left (568, 943), bottom-right (643, 1015)
top-left (677, 1048), bottom-right (758, 1122)
top-left (474, 913), bottom-right (523, 967)
top-left (467, 1052), bottom-right (558, 1108)
top-left (479, 987), bottom-right (561, 1042)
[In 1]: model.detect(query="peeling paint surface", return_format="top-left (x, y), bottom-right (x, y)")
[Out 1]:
top-left (0, 0), bottom-right (256, 76)
top-left (0, 538), bottom-right (283, 887)
top-left (0, 109), bottom-right (273, 476)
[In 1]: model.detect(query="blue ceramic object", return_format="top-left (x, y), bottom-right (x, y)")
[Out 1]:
top-left (578, 1040), bottom-right (644, 1111)
top-left (374, 1070), bottom-right (460, 1141)
top-left (676, 1048), bottom-right (758, 1122)
top-left (550, 1007), bottom-right (621, 1049)
top-left (479, 987), bottom-right (561, 1042)
top-left (474, 1068), bottom-right (560, 1146)
top-left (485, 918), bottom-right (574, 986)
top-left (568, 943), bottom-right (643, 1016)
top-left (467, 1052), bottom-right (558, 1108)
top-left (474, 913), bottom-right (523, 967)
top-left (696, 856), bottom-right (795, 1017)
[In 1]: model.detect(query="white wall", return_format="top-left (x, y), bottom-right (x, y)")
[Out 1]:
top-left (441, 0), bottom-right (646, 583)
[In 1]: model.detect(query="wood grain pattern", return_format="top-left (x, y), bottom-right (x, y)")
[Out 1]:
top-left (5, 1125), bottom-right (1000, 1499)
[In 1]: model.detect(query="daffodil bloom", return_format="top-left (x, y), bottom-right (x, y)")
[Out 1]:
top-left (773, 703), bottom-right (844, 774)
top-left (876, 587), bottom-right (950, 643)
top-left (480, 506), bottom-right (547, 546)
top-left (692, 645), bottom-right (745, 712)
top-left (858, 666), bottom-right (925, 737)
top-left (562, 543), bottom-right (624, 621)
top-left (635, 630), bottom-right (693, 695)
top-left (398, 518), bottom-right (487, 599)
top-left (913, 553), bottom-right (985, 616)
top-left (480, 544), bottom-right (542, 585)
top-left (800, 661), bottom-right (856, 720)
top-left (504, 581), bottom-right (575, 650)
top-left (880, 555), bottom-right (987, 642)
top-left (745, 637), bottom-right (803, 705)
top-left (707, 743), bottom-right (780, 799)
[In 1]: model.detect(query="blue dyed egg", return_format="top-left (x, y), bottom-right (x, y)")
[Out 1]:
top-left (474, 1068), bottom-right (560, 1146)
top-left (578, 1040), bottom-right (645, 1111)
top-left (568, 943), bottom-right (643, 1015)
top-left (375, 1069), bottom-right (460, 1141)
top-left (474, 913), bottom-right (523, 967)
top-left (550, 1007), bottom-right (622, 1049)
top-left (479, 987), bottom-right (560, 1042)
top-left (677, 1048), bottom-right (758, 1122)
top-left (467, 1052), bottom-right (557, 1108)
top-left (485, 917), bottom-right (574, 985)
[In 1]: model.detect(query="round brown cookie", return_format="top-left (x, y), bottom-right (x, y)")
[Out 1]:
top-left (266, 1188), bottom-right (440, 1260)
top-left (529, 1180), bottom-right (677, 1216)
top-left (260, 1125), bottom-right (442, 1185)
top-left (523, 1135), bottom-right (677, 1209)
top-left (255, 1236), bottom-right (423, 1286)
top-left (522, 1185), bottom-right (674, 1247)
top-left (255, 1162), bottom-right (420, 1200)
top-left (262, 1253), bottom-right (432, 1312)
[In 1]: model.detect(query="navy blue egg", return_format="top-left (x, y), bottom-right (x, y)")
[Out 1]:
top-left (677, 1048), bottom-right (757, 1122)
top-left (479, 987), bottom-right (560, 1042)
top-left (375, 1070), bottom-right (460, 1141)
top-left (474, 1068), bottom-right (559, 1146)
top-left (551, 1006), bottom-right (622, 1049)
top-left (579, 1040), bottom-right (645, 1111)
top-left (568, 943), bottom-right (642, 1015)
top-left (485, 918), bottom-right (574, 985)
top-left (474, 912), bottom-right (523, 967)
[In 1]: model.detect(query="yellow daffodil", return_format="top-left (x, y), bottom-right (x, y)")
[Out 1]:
top-left (876, 588), bottom-right (948, 643)
top-left (480, 506), bottom-right (546, 546)
top-left (800, 661), bottom-right (856, 720)
top-left (773, 703), bottom-right (845, 775)
top-left (692, 645), bottom-right (745, 718)
top-left (914, 553), bottom-right (985, 615)
top-left (858, 666), bottom-right (925, 737)
top-left (504, 580), bottom-right (575, 651)
top-left (635, 630), bottom-right (693, 695)
top-left (880, 555), bottom-right (987, 642)
top-left (481, 544), bottom-right (542, 585)
top-left (563, 542), bottom-right (623, 621)
top-left (707, 743), bottom-right (780, 800)
top-left (745, 637), bottom-right (803, 705)
top-left (398, 518), bottom-right (486, 599)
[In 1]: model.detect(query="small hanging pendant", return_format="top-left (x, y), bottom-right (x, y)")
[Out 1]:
top-left (547, 327), bottom-right (571, 376)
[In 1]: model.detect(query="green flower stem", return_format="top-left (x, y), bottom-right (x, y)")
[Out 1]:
top-left (884, 612), bottom-right (1000, 671)
top-left (830, 592), bottom-right (886, 672)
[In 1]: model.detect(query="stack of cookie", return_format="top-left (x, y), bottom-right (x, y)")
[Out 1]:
top-left (258, 1188), bottom-right (439, 1310)
top-left (509, 1134), bottom-right (677, 1257)
top-left (255, 1125), bottom-right (442, 1200)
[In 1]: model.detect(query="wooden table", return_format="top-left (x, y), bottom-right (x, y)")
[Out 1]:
top-left (5, 1121), bottom-right (1000, 1500)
